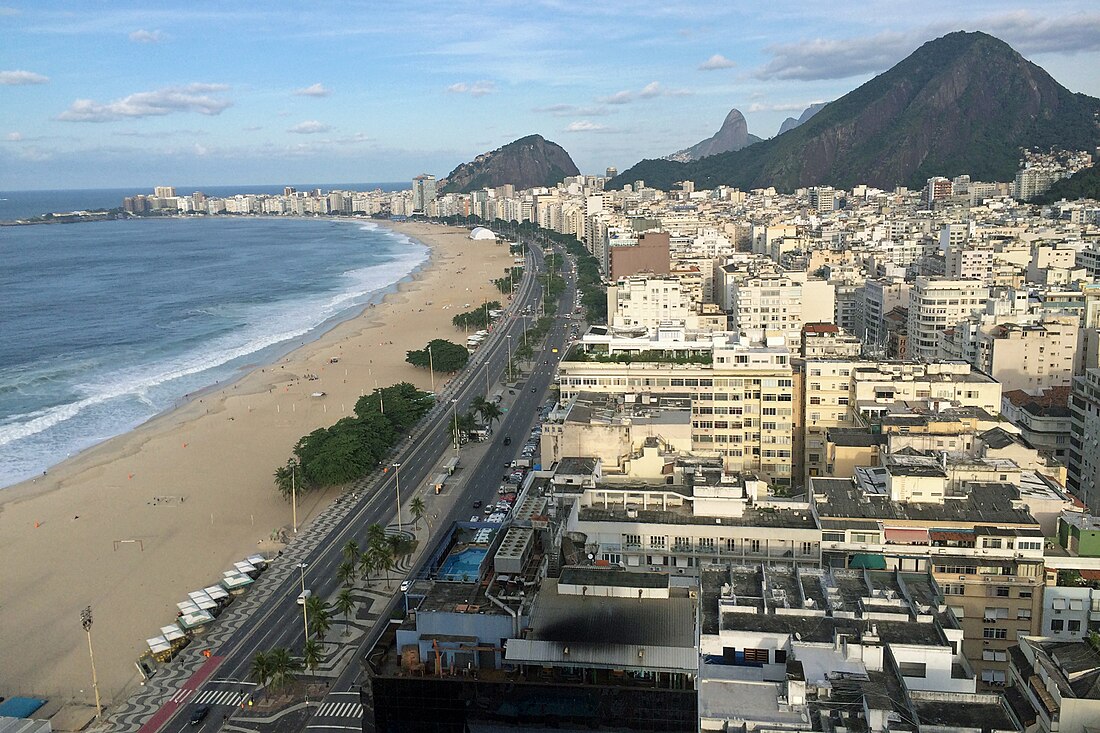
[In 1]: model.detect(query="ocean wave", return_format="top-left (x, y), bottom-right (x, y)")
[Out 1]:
top-left (0, 235), bottom-right (428, 452)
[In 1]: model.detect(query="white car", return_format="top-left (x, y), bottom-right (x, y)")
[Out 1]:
top-left (399, 580), bottom-right (411, 593)
top-left (296, 589), bottom-right (312, 605)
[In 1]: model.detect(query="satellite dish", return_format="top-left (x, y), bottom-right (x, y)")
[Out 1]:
top-left (587, 553), bottom-right (594, 560)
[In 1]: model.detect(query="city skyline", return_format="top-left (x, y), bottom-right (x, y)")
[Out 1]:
top-left (3, 1), bottom-right (1100, 190)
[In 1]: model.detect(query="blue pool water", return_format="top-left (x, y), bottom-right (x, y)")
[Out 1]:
top-left (439, 547), bottom-right (488, 582)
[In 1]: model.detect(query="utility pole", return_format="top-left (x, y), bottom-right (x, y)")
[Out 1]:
top-left (291, 468), bottom-right (297, 534)
top-left (393, 462), bottom-right (403, 530)
top-left (80, 607), bottom-right (102, 719)
top-left (297, 564), bottom-right (309, 646)
top-left (427, 344), bottom-right (435, 394)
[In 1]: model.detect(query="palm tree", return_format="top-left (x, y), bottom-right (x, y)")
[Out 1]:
top-left (306, 596), bottom-right (332, 641)
top-left (266, 647), bottom-right (301, 692)
top-left (336, 559), bottom-right (356, 588)
top-left (479, 401), bottom-right (502, 428)
top-left (367, 523), bottom-right (386, 550)
top-left (470, 395), bottom-right (489, 422)
top-left (410, 497), bottom-right (426, 530)
top-left (334, 588), bottom-right (356, 636)
top-left (342, 539), bottom-right (360, 565)
top-left (302, 639), bottom-right (324, 676)
top-left (358, 549), bottom-right (375, 586)
top-left (250, 650), bottom-right (272, 687)
top-left (375, 541), bottom-right (395, 589)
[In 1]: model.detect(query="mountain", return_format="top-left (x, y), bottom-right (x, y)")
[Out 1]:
top-left (439, 134), bottom-right (579, 194)
top-left (777, 102), bottom-right (827, 136)
top-left (608, 32), bottom-right (1100, 192)
top-left (665, 108), bottom-right (762, 162)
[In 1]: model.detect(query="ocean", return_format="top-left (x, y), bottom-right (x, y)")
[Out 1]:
top-left (0, 194), bottom-right (426, 488)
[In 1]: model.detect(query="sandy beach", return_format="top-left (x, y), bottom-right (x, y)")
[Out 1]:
top-left (0, 221), bottom-right (513, 704)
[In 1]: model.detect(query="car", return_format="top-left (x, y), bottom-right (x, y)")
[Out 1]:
top-left (473, 500), bottom-right (482, 509)
top-left (503, 436), bottom-right (511, 445)
top-left (483, 505), bottom-right (494, 514)
top-left (189, 706), bottom-right (210, 726)
top-left (399, 580), bottom-right (411, 593)
top-left (530, 387), bottom-right (537, 392)
top-left (296, 589), bottom-right (312, 605)
top-left (499, 485), bottom-right (509, 494)
top-left (470, 515), bottom-right (481, 522)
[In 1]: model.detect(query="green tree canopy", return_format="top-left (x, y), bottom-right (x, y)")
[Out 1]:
top-left (406, 339), bottom-right (470, 373)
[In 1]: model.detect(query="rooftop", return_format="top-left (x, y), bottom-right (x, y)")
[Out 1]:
top-left (813, 478), bottom-right (1039, 527)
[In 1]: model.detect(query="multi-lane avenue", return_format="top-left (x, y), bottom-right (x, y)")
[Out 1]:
top-left (138, 235), bottom-right (577, 733)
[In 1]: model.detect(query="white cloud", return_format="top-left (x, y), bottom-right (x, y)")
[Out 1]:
top-left (0, 6), bottom-right (20, 16)
top-left (565, 121), bottom-right (607, 132)
top-left (698, 54), bottom-right (736, 71)
top-left (0, 70), bottom-right (49, 85)
top-left (446, 80), bottom-right (496, 97)
top-left (129, 29), bottom-right (165, 43)
top-left (58, 83), bottom-right (231, 121)
top-left (288, 120), bottom-right (331, 134)
top-left (294, 83), bottom-right (330, 97)
top-left (600, 82), bottom-right (690, 105)
top-left (6, 131), bottom-right (22, 141)
top-left (534, 103), bottom-right (611, 117)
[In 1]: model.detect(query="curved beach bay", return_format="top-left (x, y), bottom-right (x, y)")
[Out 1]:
top-left (0, 219), bottom-right (513, 703)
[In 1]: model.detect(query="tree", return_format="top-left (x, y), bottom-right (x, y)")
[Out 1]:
top-left (273, 458), bottom-right (302, 501)
top-left (374, 540), bottom-right (396, 589)
top-left (336, 560), bottom-right (356, 588)
top-left (334, 588), bottom-right (356, 636)
top-left (406, 339), bottom-right (469, 373)
top-left (478, 401), bottom-right (502, 428)
top-left (342, 540), bottom-right (360, 565)
top-left (266, 647), bottom-right (302, 691)
top-left (302, 639), bottom-right (324, 676)
top-left (470, 395), bottom-right (490, 421)
top-left (410, 497), bottom-right (427, 530)
top-left (306, 596), bottom-right (332, 641)
top-left (363, 545), bottom-right (380, 585)
top-left (250, 650), bottom-right (272, 686)
top-left (456, 410), bottom-right (478, 433)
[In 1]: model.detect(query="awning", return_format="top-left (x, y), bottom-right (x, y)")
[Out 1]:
top-left (884, 527), bottom-right (929, 544)
top-left (849, 553), bottom-right (887, 570)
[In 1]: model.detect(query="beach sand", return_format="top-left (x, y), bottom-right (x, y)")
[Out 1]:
top-left (0, 221), bottom-right (514, 703)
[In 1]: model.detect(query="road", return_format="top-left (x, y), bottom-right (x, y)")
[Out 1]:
top-left (147, 236), bottom-right (576, 733)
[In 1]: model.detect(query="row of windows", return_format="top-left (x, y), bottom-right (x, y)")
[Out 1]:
top-left (622, 535), bottom-right (817, 554)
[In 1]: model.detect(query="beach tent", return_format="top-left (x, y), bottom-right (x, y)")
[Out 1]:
top-left (177, 610), bottom-right (214, 630)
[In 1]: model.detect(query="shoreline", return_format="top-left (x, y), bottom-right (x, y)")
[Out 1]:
top-left (0, 220), bottom-right (513, 704)
top-left (0, 216), bottom-right (428, 491)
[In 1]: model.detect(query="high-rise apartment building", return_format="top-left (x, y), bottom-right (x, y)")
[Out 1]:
top-left (411, 174), bottom-right (437, 214)
top-left (1069, 368), bottom-right (1100, 512)
top-left (907, 277), bottom-right (989, 362)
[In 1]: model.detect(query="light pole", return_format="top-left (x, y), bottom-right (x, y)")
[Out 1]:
top-left (506, 335), bottom-right (513, 382)
top-left (392, 462), bottom-right (403, 530)
top-left (80, 607), bottom-right (102, 719)
top-left (427, 344), bottom-right (435, 394)
top-left (451, 399), bottom-right (459, 452)
top-left (291, 467), bottom-right (298, 535)
top-left (297, 563), bottom-right (309, 646)
top-left (484, 361), bottom-right (490, 395)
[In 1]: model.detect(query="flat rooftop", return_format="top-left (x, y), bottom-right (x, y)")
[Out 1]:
top-left (813, 478), bottom-right (1038, 526)
top-left (578, 503), bottom-right (817, 528)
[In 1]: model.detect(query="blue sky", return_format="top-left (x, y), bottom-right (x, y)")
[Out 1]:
top-left (2, 1), bottom-right (1100, 190)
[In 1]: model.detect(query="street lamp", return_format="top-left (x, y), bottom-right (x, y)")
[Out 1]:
top-left (80, 606), bottom-right (102, 719)
top-left (291, 466), bottom-right (298, 535)
top-left (427, 344), bottom-right (435, 395)
top-left (392, 462), bottom-right (403, 530)
top-left (505, 335), bottom-right (512, 382)
top-left (297, 563), bottom-right (309, 647)
top-left (451, 398), bottom-right (459, 451)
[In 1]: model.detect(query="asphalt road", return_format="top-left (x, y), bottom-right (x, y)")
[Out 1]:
top-left (306, 237), bottom-right (579, 732)
top-left (155, 237), bottom-right (577, 732)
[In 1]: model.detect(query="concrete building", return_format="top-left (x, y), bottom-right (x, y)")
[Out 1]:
top-left (559, 329), bottom-right (796, 486)
top-left (727, 271), bottom-right (836, 348)
top-left (811, 473), bottom-right (1045, 686)
top-left (607, 276), bottom-right (695, 330)
top-left (411, 174), bottom-right (437, 214)
top-left (609, 231), bottom-right (670, 280)
top-left (801, 323), bottom-right (862, 359)
top-left (1001, 388), bottom-right (1073, 463)
top-left (858, 278), bottom-right (910, 348)
top-left (1007, 636), bottom-right (1100, 733)
top-left (907, 278), bottom-right (989, 362)
top-left (1068, 369), bottom-right (1100, 512)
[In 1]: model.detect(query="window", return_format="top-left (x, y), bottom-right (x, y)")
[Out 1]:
top-left (943, 583), bottom-right (965, 596)
top-left (698, 537), bottom-right (715, 551)
top-left (1019, 590), bottom-right (1032, 599)
top-left (984, 607), bottom-right (1009, 620)
top-left (822, 531), bottom-right (844, 542)
top-left (725, 538), bottom-right (737, 552)
top-left (1068, 620), bottom-right (1082, 632)
top-left (982, 627), bottom-right (1008, 639)
top-left (649, 536), bottom-right (666, 549)
top-left (983, 650), bottom-right (1008, 662)
top-left (981, 669), bottom-right (1007, 685)
top-left (743, 648), bottom-right (769, 664)
top-left (624, 534), bottom-right (641, 547)
top-left (674, 536), bottom-right (691, 549)
top-left (1050, 619), bottom-right (1064, 632)
top-left (801, 542), bottom-right (815, 555)
top-left (1017, 608), bottom-right (1031, 620)
top-left (750, 539), bottom-right (761, 553)
top-left (899, 662), bottom-right (926, 678)
top-left (994, 586), bottom-right (1010, 597)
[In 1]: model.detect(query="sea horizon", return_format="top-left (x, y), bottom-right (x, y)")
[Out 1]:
top-left (0, 212), bottom-right (429, 489)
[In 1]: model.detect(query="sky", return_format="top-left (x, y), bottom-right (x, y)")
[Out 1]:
top-left (2, 1), bottom-right (1100, 191)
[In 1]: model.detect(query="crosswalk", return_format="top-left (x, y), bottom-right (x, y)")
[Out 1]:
top-left (168, 689), bottom-right (193, 704)
top-left (192, 689), bottom-right (248, 706)
top-left (315, 701), bottom-right (363, 718)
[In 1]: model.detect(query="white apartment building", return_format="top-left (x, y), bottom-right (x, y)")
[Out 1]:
top-left (607, 276), bottom-right (694, 330)
top-left (945, 243), bottom-right (994, 282)
top-left (940, 316), bottom-right (1079, 394)
top-left (727, 271), bottom-right (835, 348)
top-left (857, 277), bottom-right (910, 347)
top-left (907, 277), bottom-right (990, 362)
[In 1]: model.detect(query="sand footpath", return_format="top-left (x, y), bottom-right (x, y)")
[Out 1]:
top-left (0, 221), bottom-right (513, 703)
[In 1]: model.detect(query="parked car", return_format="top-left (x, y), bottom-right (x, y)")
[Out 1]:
top-left (473, 500), bottom-right (482, 509)
top-left (296, 589), bottom-right (312, 605)
top-left (399, 580), bottom-right (411, 593)
top-left (190, 706), bottom-right (210, 726)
